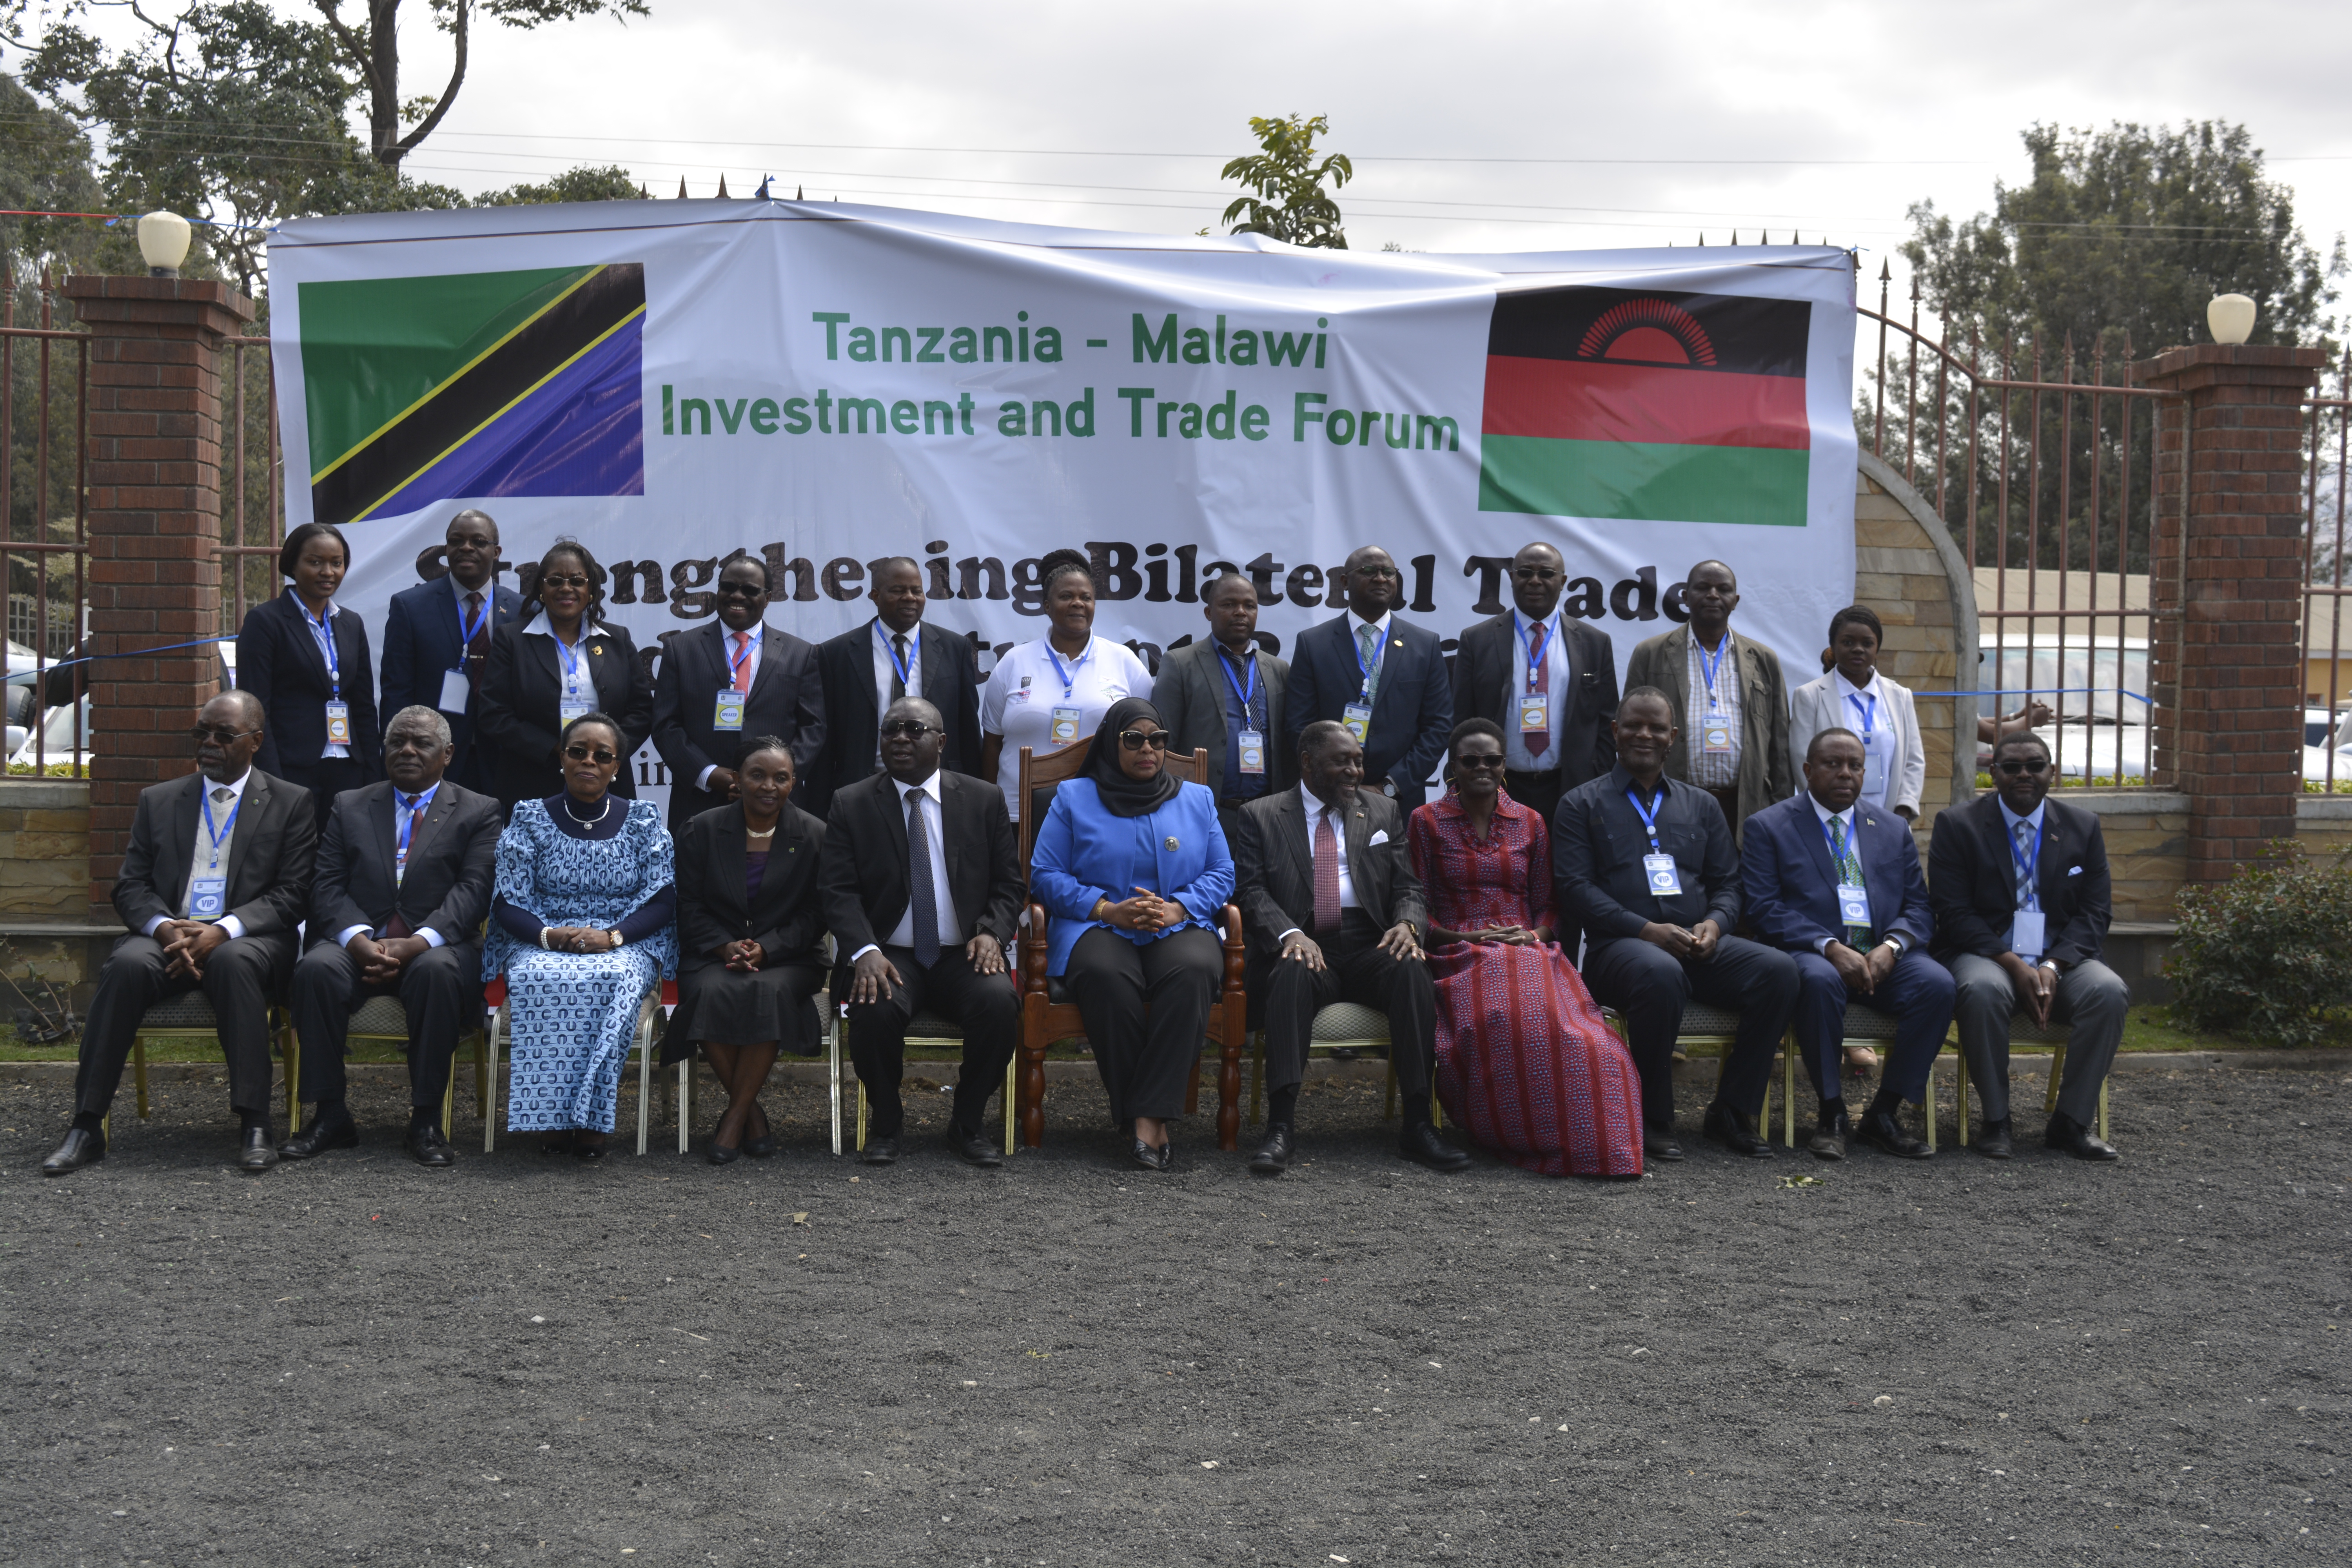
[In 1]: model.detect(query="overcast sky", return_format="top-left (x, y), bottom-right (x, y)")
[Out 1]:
top-left (72, 0), bottom-right (2352, 334)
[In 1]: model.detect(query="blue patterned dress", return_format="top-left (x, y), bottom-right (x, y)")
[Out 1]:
top-left (486, 799), bottom-right (678, 1132)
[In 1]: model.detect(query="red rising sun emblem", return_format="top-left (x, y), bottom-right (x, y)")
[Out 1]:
top-left (1577, 299), bottom-right (1717, 367)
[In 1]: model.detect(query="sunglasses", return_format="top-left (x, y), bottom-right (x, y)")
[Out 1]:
top-left (1118, 730), bottom-right (1170, 752)
top-left (1996, 757), bottom-right (2050, 776)
top-left (1352, 566), bottom-right (1401, 581)
top-left (563, 743), bottom-right (619, 764)
top-left (540, 573), bottom-right (592, 590)
top-left (879, 720), bottom-right (939, 739)
top-left (191, 724), bottom-right (258, 746)
top-left (1455, 754), bottom-right (1508, 771)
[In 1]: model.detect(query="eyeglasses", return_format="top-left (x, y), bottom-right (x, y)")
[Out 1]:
top-left (1995, 757), bottom-right (2050, 776)
top-left (190, 724), bottom-right (257, 746)
top-left (1352, 566), bottom-right (1400, 581)
top-left (540, 573), bottom-right (592, 590)
top-left (1118, 730), bottom-right (1170, 752)
top-left (1455, 754), bottom-right (1508, 771)
top-left (879, 720), bottom-right (940, 739)
top-left (562, 744), bottom-right (619, 764)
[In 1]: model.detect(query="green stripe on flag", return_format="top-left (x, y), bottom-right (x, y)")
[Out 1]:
top-left (1477, 435), bottom-right (1810, 526)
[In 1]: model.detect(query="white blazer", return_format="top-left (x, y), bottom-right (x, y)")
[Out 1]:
top-left (1788, 670), bottom-right (1926, 816)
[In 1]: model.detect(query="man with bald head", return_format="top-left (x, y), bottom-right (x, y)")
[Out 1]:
top-left (379, 509), bottom-right (522, 794)
top-left (42, 691), bottom-right (319, 1174)
top-left (805, 555), bottom-right (985, 818)
top-left (1283, 545), bottom-right (1453, 811)
top-left (1452, 539), bottom-right (1619, 820)
top-left (1623, 558), bottom-right (1791, 843)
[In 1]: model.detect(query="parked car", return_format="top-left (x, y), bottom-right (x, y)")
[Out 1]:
top-left (7, 693), bottom-right (89, 771)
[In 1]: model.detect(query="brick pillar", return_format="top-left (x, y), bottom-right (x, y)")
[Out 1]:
top-left (2139, 343), bottom-right (2326, 885)
top-left (61, 276), bottom-right (256, 916)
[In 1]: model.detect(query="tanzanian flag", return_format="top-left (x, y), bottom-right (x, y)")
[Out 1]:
top-left (1477, 284), bottom-right (1812, 526)
top-left (299, 263), bottom-right (646, 525)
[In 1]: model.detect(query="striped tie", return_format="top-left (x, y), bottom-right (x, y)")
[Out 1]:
top-left (2014, 820), bottom-right (2037, 906)
top-left (1829, 814), bottom-right (1869, 947)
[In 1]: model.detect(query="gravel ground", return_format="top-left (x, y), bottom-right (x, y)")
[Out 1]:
top-left (2, 1060), bottom-right (2347, 1567)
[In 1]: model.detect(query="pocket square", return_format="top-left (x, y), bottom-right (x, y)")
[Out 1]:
top-left (2067, 865), bottom-right (2083, 876)
top-left (1368, 829), bottom-right (1390, 846)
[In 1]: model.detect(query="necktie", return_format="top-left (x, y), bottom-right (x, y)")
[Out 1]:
top-left (463, 590), bottom-right (488, 675)
top-left (731, 630), bottom-right (754, 694)
top-left (1356, 624), bottom-right (1382, 703)
top-left (890, 633), bottom-right (910, 704)
top-left (1312, 806), bottom-right (1342, 935)
top-left (2013, 820), bottom-right (2038, 907)
top-left (1524, 623), bottom-right (1551, 759)
top-left (1829, 814), bottom-right (1869, 946)
top-left (212, 787), bottom-right (233, 805)
top-left (906, 788), bottom-right (941, 968)
top-left (396, 792), bottom-right (422, 886)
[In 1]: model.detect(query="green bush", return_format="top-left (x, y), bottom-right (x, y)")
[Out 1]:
top-left (2167, 840), bottom-right (2352, 1046)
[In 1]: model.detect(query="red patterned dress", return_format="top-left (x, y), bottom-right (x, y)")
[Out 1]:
top-left (1408, 791), bottom-right (1644, 1177)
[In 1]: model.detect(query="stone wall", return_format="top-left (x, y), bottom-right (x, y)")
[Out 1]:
top-left (1853, 452), bottom-right (1977, 825)
top-left (0, 780), bottom-right (94, 922)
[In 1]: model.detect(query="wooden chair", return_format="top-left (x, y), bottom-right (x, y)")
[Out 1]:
top-left (1014, 739), bottom-right (1250, 1150)
top-left (481, 975), bottom-right (685, 1155)
top-left (283, 994), bottom-right (490, 1142)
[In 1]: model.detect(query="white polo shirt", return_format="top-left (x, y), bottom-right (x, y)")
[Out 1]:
top-left (981, 634), bottom-right (1152, 820)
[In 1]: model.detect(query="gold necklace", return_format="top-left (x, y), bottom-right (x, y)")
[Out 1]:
top-left (745, 822), bottom-right (777, 841)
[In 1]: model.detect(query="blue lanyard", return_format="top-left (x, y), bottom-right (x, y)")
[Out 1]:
top-left (1845, 690), bottom-right (1878, 734)
top-left (454, 592), bottom-right (490, 658)
top-left (881, 624), bottom-right (917, 689)
top-left (1046, 642), bottom-right (1085, 701)
top-left (299, 594), bottom-right (340, 699)
top-left (1819, 810), bottom-right (1860, 871)
top-left (555, 631), bottom-right (584, 693)
top-left (2008, 814), bottom-right (2044, 911)
top-left (1349, 617), bottom-right (1385, 701)
top-left (1517, 613), bottom-right (1552, 691)
top-left (397, 786), bottom-right (436, 869)
top-left (200, 787), bottom-right (241, 860)
top-left (1624, 784), bottom-right (1668, 851)
top-left (1215, 644), bottom-right (1258, 716)
top-left (726, 625), bottom-right (762, 686)
top-left (1697, 634), bottom-right (1728, 707)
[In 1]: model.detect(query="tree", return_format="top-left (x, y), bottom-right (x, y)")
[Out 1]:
top-left (1903, 120), bottom-right (2341, 357)
top-left (1220, 113), bottom-right (1351, 250)
top-left (476, 163), bottom-right (639, 206)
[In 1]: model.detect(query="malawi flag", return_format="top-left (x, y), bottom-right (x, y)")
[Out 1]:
top-left (299, 263), bottom-right (646, 526)
top-left (1477, 284), bottom-right (1812, 527)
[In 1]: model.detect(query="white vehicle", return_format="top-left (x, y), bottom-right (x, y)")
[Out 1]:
top-left (7, 694), bottom-right (90, 772)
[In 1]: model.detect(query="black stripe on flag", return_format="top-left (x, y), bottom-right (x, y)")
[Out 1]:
top-left (1488, 284), bottom-right (1811, 379)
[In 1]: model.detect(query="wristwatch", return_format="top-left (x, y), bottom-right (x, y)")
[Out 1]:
top-left (606, 929), bottom-right (625, 947)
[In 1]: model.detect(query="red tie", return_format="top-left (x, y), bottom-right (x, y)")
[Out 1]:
top-left (1525, 622), bottom-right (1550, 759)
top-left (731, 630), bottom-right (753, 693)
top-left (1312, 807), bottom-right (1342, 935)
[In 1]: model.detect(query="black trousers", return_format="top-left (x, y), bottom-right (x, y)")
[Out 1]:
top-left (1506, 769), bottom-right (1580, 959)
top-left (1581, 933), bottom-right (1798, 1129)
top-left (279, 756), bottom-right (368, 831)
top-left (1066, 925), bottom-right (1221, 1125)
top-left (842, 944), bottom-right (1019, 1138)
top-left (1259, 909), bottom-right (1436, 1107)
top-left (74, 931), bottom-right (295, 1119)
top-left (290, 938), bottom-right (480, 1111)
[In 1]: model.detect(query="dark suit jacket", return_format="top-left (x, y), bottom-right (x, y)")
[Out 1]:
top-left (113, 767), bottom-right (318, 940)
top-left (651, 619), bottom-right (826, 833)
top-left (1283, 612), bottom-right (1454, 809)
top-left (1622, 624), bottom-right (1792, 838)
top-left (1553, 765), bottom-right (1740, 943)
top-left (1154, 637), bottom-right (1296, 800)
top-left (1450, 612), bottom-right (1617, 787)
top-left (1928, 793), bottom-right (2111, 970)
top-left (804, 619), bottom-right (984, 817)
top-left (236, 591), bottom-right (383, 788)
top-left (674, 801), bottom-right (828, 970)
top-left (475, 619), bottom-right (657, 811)
top-left (817, 768), bottom-right (1024, 958)
top-left (1740, 792), bottom-right (1933, 957)
top-left (307, 778), bottom-right (501, 950)
top-left (378, 577), bottom-right (524, 794)
top-left (1232, 786), bottom-right (1426, 964)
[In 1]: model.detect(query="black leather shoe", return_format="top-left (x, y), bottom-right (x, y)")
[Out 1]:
top-left (406, 1123), bottom-right (455, 1167)
top-left (745, 1132), bottom-right (778, 1158)
top-left (1248, 1124), bottom-right (1294, 1176)
top-left (708, 1140), bottom-right (741, 1166)
top-left (1400, 1120), bottom-right (1472, 1172)
top-left (278, 1112), bottom-right (358, 1161)
top-left (948, 1127), bottom-right (1004, 1168)
top-left (861, 1135), bottom-right (900, 1166)
top-left (1807, 1110), bottom-right (1849, 1161)
top-left (40, 1126), bottom-right (104, 1175)
top-left (1130, 1136), bottom-right (1166, 1171)
top-left (540, 1131), bottom-right (574, 1156)
top-left (1642, 1127), bottom-right (1686, 1163)
top-left (573, 1136), bottom-right (606, 1162)
top-left (1701, 1102), bottom-right (1774, 1158)
top-left (2046, 1114), bottom-right (2119, 1161)
top-left (238, 1125), bottom-right (279, 1173)
top-left (1973, 1117), bottom-right (2013, 1159)
top-left (1855, 1102), bottom-right (1931, 1160)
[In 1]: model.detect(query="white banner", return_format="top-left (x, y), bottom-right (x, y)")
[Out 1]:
top-left (269, 201), bottom-right (1857, 801)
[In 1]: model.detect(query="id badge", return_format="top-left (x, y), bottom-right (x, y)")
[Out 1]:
top-left (188, 875), bottom-right (227, 922)
top-left (713, 690), bottom-right (746, 731)
top-left (1342, 702), bottom-right (1374, 744)
top-left (1836, 882), bottom-right (1872, 928)
top-left (2010, 909), bottom-right (2046, 958)
top-left (1642, 853), bottom-right (1683, 897)
top-left (437, 669), bottom-right (470, 712)
top-left (1050, 706), bottom-right (1083, 746)
top-left (324, 701), bottom-right (352, 747)
top-left (1861, 728), bottom-right (1895, 800)
top-left (559, 699), bottom-right (592, 727)
top-left (1701, 712), bottom-right (1733, 755)
top-left (1237, 728), bottom-right (1266, 775)
top-left (1517, 692), bottom-right (1550, 733)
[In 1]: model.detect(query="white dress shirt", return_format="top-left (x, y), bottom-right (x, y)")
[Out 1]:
top-left (869, 618), bottom-right (924, 766)
top-left (1345, 610), bottom-right (1393, 702)
top-left (335, 783), bottom-right (450, 951)
top-left (696, 622), bottom-right (766, 790)
top-left (1274, 786), bottom-right (1361, 944)
top-left (1997, 796), bottom-right (2054, 964)
top-left (299, 596), bottom-right (351, 760)
top-left (851, 771), bottom-right (965, 960)
top-left (1806, 792), bottom-right (1902, 956)
top-left (1503, 607), bottom-right (1573, 773)
top-left (149, 769), bottom-right (253, 940)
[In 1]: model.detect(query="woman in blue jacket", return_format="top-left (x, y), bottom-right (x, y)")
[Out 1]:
top-left (1030, 698), bottom-right (1234, 1171)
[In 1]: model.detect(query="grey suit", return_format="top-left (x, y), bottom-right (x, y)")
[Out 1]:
top-left (1232, 786), bottom-right (1435, 1109)
top-left (1622, 624), bottom-right (1792, 842)
top-left (1154, 637), bottom-right (1294, 842)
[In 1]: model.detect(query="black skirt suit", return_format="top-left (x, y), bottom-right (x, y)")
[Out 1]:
top-left (475, 618), bottom-right (656, 814)
top-left (660, 800), bottom-right (829, 1062)
top-left (236, 590), bottom-right (383, 825)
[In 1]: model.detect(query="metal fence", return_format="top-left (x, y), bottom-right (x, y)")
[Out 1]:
top-left (2303, 353), bottom-right (2352, 789)
top-left (1861, 267), bottom-right (2178, 789)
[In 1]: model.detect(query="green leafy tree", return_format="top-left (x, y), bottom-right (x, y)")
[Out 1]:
top-left (477, 163), bottom-right (640, 205)
top-left (1220, 113), bottom-right (1351, 249)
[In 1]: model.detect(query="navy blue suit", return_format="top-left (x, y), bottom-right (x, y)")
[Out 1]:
top-left (1740, 792), bottom-right (1955, 1106)
top-left (378, 576), bottom-right (523, 795)
top-left (1282, 612), bottom-right (1453, 810)
top-left (236, 590), bottom-right (382, 826)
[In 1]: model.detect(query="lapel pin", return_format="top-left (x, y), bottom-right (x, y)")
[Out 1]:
top-left (592, 644), bottom-right (604, 657)
top-left (1164, 836), bottom-right (1180, 851)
